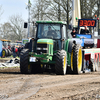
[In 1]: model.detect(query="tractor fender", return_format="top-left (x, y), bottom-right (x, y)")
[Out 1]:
top-left (68, 40), bottom-right (76, 53)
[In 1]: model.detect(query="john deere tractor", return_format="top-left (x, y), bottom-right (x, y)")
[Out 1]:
top-left (20, 21), bottom-right (82, 75)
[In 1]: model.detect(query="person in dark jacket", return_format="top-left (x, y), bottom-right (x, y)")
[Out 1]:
top-left (18, 46), bottom-right (22, 57)
top-left (12, 45), bottom-right (16, 58)
top-left (80, 26), bottom-right (90, 34)
top-left (71, 28), bottom-right (77, 38)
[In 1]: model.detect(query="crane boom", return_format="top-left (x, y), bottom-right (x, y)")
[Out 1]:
top-left (72, 0), bottom-right (81, 27)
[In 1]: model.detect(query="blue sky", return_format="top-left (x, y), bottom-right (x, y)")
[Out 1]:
top-left (0, 0), bottom-right (32, 24)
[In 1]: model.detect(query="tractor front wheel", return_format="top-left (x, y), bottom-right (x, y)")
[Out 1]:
top-left (20, 49), bottom-right (32, 74)
top-left (55, 50), bottom-right (67, 75)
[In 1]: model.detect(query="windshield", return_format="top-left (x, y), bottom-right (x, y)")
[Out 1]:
top-left (37, 24), bottom-right (61, 39)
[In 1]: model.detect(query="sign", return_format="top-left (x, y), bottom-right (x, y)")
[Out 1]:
top-left (30, 57), bottom-right (36, 62)
top-left (78, 19), bottom-right (96, 27)
top-left (22, 39), bottom-right (29, 45)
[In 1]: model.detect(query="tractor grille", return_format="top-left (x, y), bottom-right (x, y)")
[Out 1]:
top-left (37, 43), bottom-right (48, 54)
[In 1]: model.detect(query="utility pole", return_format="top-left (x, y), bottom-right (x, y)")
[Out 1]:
top-left (58, 0), bottom-right (61, 21)
top-left (67, 0), bottom-right (69, 29)
top-left (26, 0), bottom-right (31, 38)
top-left (98, 0), bottom-right (100, 35)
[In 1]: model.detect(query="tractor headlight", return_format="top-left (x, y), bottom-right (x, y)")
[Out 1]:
top-left (37, 48), bottom-right (42, 50)
top-left (43, 48), bottom-right (48, 50)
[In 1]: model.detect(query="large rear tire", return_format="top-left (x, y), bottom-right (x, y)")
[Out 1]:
top-left (24, 42), bottom-right (29, 49)
top-left (55, 50), bottom-right (67, 75)
top-left (73, 44), bottom-right (82, 74)
top-left (20, 49), bottom-right (32, 74)
top-left (7, 49), bottom-right (11, 56)
top-left (5, 49), bottom-right (8, 57)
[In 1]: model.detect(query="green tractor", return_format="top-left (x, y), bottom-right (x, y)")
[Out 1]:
top-left (20, 21), bottom-right (82, 75)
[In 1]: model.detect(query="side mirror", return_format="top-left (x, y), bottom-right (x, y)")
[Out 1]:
top-left (35, 23), bottom-right (38, 27)
top-left (24, 22), bottom-right (28, 28)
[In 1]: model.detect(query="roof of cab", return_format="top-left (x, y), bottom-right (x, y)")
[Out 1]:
top-left (36, 20), bottom-right (67, 24)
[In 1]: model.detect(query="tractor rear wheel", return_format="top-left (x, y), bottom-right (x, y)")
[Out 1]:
top-left (73, 44), bottom-right (82, 74)
top-left (55, 50), bottom-right (67, 75)
top-left (7, 49), bottom-right (11, 56)
top-left (24, 42), bottom-right (29, 49)
top-left (20, 49), bottom-right (32, 74)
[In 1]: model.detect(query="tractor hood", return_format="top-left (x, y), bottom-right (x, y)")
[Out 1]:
top-left (37, 39), bottom-right (53, 45)
top-left (37, 39), bottom-right (53, 56)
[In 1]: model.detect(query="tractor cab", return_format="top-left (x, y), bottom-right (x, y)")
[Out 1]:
top-left (30, 21), bottom-right (67, 53)
top-left (36, 21), bottom-right (67, 39)
top-left (36, 22), bottom-right (61, 39)
top-left (1, 39), bottom-right (11, 48)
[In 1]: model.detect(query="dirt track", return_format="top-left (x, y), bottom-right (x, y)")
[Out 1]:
top-left (0, 68), bottom-right (100, 100)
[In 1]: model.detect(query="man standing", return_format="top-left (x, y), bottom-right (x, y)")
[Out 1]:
top-left (84, 26), bottom-right (89, 34)
top-left (80, 26), bottom-right (90, 34)
top-left (18, 46), bottom-right (21, 57)
top-left (71, 28), bottom-right (77, 38)
top-left (12, 45), bottom-right (16, 58)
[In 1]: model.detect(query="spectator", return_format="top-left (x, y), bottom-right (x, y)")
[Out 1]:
top-left (8, 45), bottom-right (11, 51)
top-left (15, 47), bottom-right (18, 57)
top-left (21, 45), bottom-right (24, 50)
top-left (80, 26), bottom-right (90, 34)
top-left (71, 28), bottom-right (77, 38)
top-left (18, 46), bottom-right (21, 57)
top-left (12, 46), bottom-right (16, 58)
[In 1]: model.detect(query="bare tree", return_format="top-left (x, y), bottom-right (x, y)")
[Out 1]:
top-left (31, 0), bottom-right (72, 23)
top-left (0, 22), bottom-right (12, 40)
top-left (31, 0), bottom-right (98, 28)
top-left (80, 0), bottom-right (98, 19)
top-left (9, 14), bottom-right (27, 42)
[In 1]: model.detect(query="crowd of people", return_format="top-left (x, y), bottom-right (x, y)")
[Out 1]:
top-left (10, 45), bottom-right (24, 58)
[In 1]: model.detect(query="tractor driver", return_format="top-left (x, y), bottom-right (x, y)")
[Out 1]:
top-left (47, 26), bottom-right (57, 38)
top-left (80, 26), bottom-right (90, 34)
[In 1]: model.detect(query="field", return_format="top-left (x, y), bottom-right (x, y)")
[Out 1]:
top-left (0, 66), bottom-right (100, 100)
